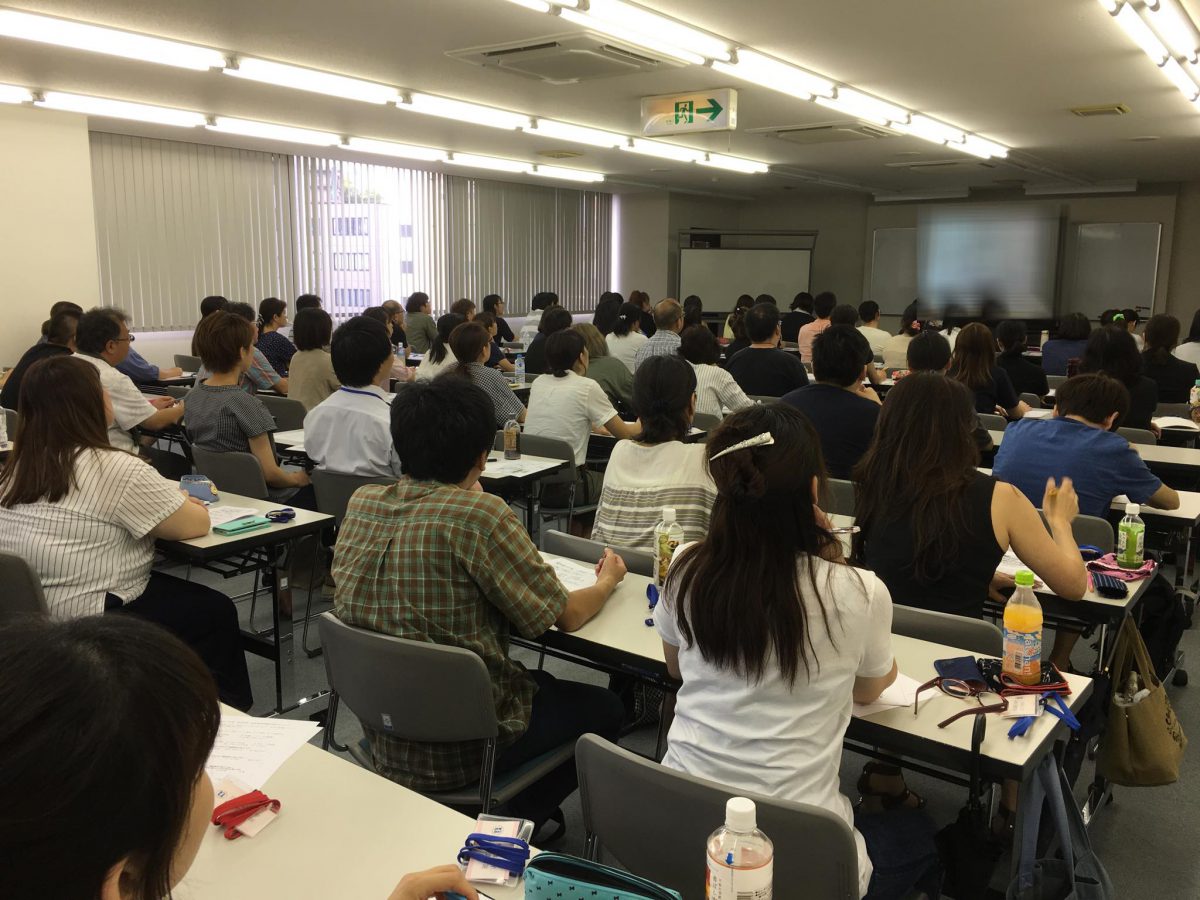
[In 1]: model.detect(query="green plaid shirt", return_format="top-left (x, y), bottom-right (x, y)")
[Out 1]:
top-left (332, 477), bottom-right (568, 791)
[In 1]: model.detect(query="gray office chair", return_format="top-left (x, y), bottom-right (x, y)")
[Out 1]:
top-left (892, 605), bottom-right (1003, 657)
top-left (691, 412), bottom-right (721, 432)
top-left (0, 552), bottom-right (49, 625)
top-left (1038, 511), bottom-right (1115, 553)
top-left (520, 433), bottom-right (597, 535)
top-left (165, 385), bottom-right (190, 400)
top-left (318, 612), bottom-right (576, 812)
top-left (1156, 402), bottom-right (1192, 419)
top-left (576, 735), bottom-right (860, 900)
top-left (258, 394), bottom-right (308, 432)
top-left (3, 407), bottom-right (17, 440)
top-left (822, 478), bottom-right (856, 517)
top-left (1019, 392), bottom-right (1043, 409)
top-left (174, 353), bottom-right (202, 371)
top-left (749, 395), bottom-right (781, 405)
top-left (1046, 375), bottom-right (1068, 391)
top-left (1117, 426), bottom-right (1156, 446)
top-left (979, 413), bottom-right (1008, 431)
top-left (189, 447), bottom-right (269, 500)
top-left (543, 529), bottom-right (654, 578)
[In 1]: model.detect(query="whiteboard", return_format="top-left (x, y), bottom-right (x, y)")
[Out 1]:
top-left (869, 228), bottom-right (917, 312)
top-left (1066, 223), bottom-right (1161, 320)
top-left (679, 249), bottom-right (811, 311)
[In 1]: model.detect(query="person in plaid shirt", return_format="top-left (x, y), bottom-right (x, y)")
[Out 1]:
top-left (333, 376), bottom-right (626, 834)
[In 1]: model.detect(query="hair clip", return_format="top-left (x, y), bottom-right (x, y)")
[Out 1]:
top-left (710, 432), bottom-right (774, 461)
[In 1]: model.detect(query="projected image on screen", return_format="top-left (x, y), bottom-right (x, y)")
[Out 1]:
top-left (917, 204), bottom-right (1059, 321)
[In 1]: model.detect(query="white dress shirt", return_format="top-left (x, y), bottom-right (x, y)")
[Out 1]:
top-left (304, 385), bottom-right (403, 478)
top-left (77, 354), bottom-right (156, 452)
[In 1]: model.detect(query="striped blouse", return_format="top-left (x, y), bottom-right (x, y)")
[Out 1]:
top-left (691, 362), bottom-right (755, 419)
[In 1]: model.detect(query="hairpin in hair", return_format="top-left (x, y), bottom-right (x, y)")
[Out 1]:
top-left (710, 432), bottom-right (774, 461)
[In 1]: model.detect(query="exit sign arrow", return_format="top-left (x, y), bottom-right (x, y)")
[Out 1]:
top-left (697, 98), bottom-right (723, 121)
top-left (642, 88), bottom-right (737, 136)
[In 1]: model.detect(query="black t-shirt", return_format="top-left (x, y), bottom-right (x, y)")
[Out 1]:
top-left (494, 316), bottom-right (515, 345)
top-left (952, 365), bottom-right (1019, 414)
top-left (1142, 351), bottom-right (1200, 403)
top-left (640, 309), bottom-right (656, 339)
top-left (996, 349), bottom-right (1048, 398)
top-left (723, 337), bottom-right (750, 361)
top-left (1120, 375), bottom-right (1159, 430)
top-left (1, 342), bottom-right (72, 411)
top-left (524, 333), bottom-right (549, 375)
top-left (725, 348), bottom-right (809, 397)
top-left (780, 310), bottom-right (815, 344)
top-left (391, 327), bottom-right (407, 349)
top-left (780, 383), bottom-right (880, 479)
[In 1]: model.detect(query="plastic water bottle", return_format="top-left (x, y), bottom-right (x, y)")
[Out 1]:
top-left (0, 408), bottom-right (7, 448)
top-left (706, 797), bottom-right (773, 900)
top-left (1190, 378), bottom-right (1200, 410)
top-left (1003, 569), bottom-right (1043, 686)
top-left (503, 418), bottom-right (521, 460)
top-left (653, 507), bottom-right (684, 588)
top-left (1117, 502), bottom-right (1145, 570)
top-left (515, 355), bottom-right (526, 386)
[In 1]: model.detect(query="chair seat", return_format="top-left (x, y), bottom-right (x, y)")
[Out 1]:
top-left (539, 502), bottom-right (599, 518)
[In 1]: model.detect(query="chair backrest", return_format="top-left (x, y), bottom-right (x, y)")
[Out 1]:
top-left (312, 469), bottom-right (397, 525)
top-left (0, 551), bottom-right (49, 624)
top-left (891, 605), bottom-right (1002, 656)
top-left (3, 407), bottom-right (17, 439)
top-left (542, 529), bottom-right (654, 577)
top-left (1019, 392), bottom-right (1043, 409)
top-left (821, 478), bottom-right (856, 517)
top-left (317, 612), bottom-right (498, 742)
top-left (1117, 426), bottom-right (1156, 446)
top-left (189, 447), bottom-right (269, 500)
top-left (1038, 511), bottom-right (1115, 554)
top-left (979, 413), bottom-right (1008, 431)
top-left (691, 412), bottom-right (721, 431)
top-left (515, 433), bottom-right (578, 487)
top-left (165, 385), bottom-right (190, 400)
top-left (749, 395), bottom-right (780, 405)
top-left (576, 735), bottom-right (859, 900)
top-left (1046, 374), bottom-right (1067, 390)
top-left (174, 354), bottom-right (202, 371)
top-left (258, 394), bottom-right (308, 432)
top-left (1156, 401), bottom-right (1192, 419)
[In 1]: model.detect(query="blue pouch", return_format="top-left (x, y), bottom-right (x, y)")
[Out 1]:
top-left (523, 852), bottom-right (682, 899)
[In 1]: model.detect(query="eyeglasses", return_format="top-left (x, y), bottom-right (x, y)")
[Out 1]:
top-left (112, 335), bottom-right (136, 343)
top-left (913, 676), bottom-right (1009, 728)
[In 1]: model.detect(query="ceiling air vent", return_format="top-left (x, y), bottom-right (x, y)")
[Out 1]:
top-left (767, 121), bottom-right (896, 145)
top-left (448, 33), bottom-right (685, 84)
top-left (1070, 103), bottom-right (1130, 117)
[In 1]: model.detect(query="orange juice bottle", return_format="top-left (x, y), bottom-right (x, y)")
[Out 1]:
top-left (1003, 569), bottom-right (1042, 685)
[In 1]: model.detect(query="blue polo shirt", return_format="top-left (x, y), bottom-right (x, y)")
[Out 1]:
top-left (992, 416), bottom-right (1162, 519)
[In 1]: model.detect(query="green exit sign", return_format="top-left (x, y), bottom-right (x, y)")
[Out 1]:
top-left (641, 88), bottom-right (737, 136)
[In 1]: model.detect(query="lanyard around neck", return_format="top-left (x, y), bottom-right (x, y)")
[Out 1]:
top-left (339, 387), bottom-right (388, 404)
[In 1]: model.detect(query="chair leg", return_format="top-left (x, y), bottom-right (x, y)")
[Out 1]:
top-left (479, 738), bottom-right (497, 814)
top-left (247, 565), bottom-right (262, 629)
top-left (321, 691), bottom-right (338, 751)
top-left (584, 832), bottom-right (599, 861)
top-left (301, 542), bottom-right (322, 657)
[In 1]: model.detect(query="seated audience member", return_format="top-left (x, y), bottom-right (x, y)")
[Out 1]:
top-left (519, 291), bottom-right (560, 345)
top-left (780, 292), bottom-right (814, 343)
top-left (477, 312), bottom-right (515, 372)
top-left (0, 616), bottom-right (477, 900)
top-left (525, 330), bottom-right (641, 507)
top-left (287, 307), bottom-right (339, 412)
top-left (830, 303), bottom-right (859, 327)
top-left (191, 295), bottom-right (229, 356)
top-left (333, 376), bottom-right (627, 829)
top-left (195, 302), bottom-right (289, 395)
top-left (1141, 313), bottom-right (1200, 402)
top-left (724, 303), bottom-right (752, 360)
top-left (881, 305), bottom-right (923, 369)
top-left (415, 313), bottom-right (465, 381)
top-left (606, 301), bottom-right (648, 373)
top-left (656, 403), bottom-right (940, 900)
top-left (94, 299), bottom-right (181, 384)
top-left (450, 298), bottom-right (477, 321)
top-left (362, 306), bottom-right (418, 383)
top-left (405, 292), bottom-right (438, 353)
top-left (797, 291), bottom-right (836, 363)
top-left (36, 301), bottom-right (82, 343)
top-left (75, 308), bottom-right (185, 451)
top-left (725, 293), bottom-right (756, 340)
top-left (380, 298), bottom-right (407, 348)
top-left (857, 300), bottom-right (890, 355)
top-left (295, 292), bottom-right (323, 312)
top-left (449, 321), bottom-right (527, 428)
top-left (574, 323), bottom-right (633, 412)
top-left (755, 293), bottom-right (777, 307)
top-left (256, 297), bottom-right (297, 376)
top-left (187, 311), bottom-right (311, 504)
top-left (906, 331), bottom-right (994, 454)
top-left (631, 289), bottom-right (656, 338)
top-left (1118, 308), bottom-right (1143, 349)
top-left (1079, 325), bottom-right (1157, 431)
top-left (995, 320), bottom-right (1049, 398)
top-left (633, 299), bottom-right (686, 371)
top-left (949, 322), bottom-right (1029, 418)
top-left (0, 357), bottom-right (251, 708)
top-left (1040, 312), bottom-right (1092, 377)
top-left (593, 292), bottom-right (623, 336)
top-left (592, 356), bottom-right (716, 551)
top-left (781, 326), bottom-right (880, 479)
top-left (483, 293), bottom-right (515, 344)
top-left (725, 302), bottom-right (809, 397)
top-left (525, 306), bottom-right (573, 376)
top-left (855, 373), bottom-right (1087, 668)
top-left (1174, 309), bottom-right (1200, 365)
top-left (2, 308), bottom-right (79, 410)
top-left (682, 295), bottom-right (704, 329)
top-left (994, 373), bottom-right (1178, 519)
top-left (306, 317), bottom-right (404, 478)
top-left (679, 325), bottom-right (754, 420)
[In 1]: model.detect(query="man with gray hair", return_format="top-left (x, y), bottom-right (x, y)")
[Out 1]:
top-left (633, 298), bottom-right (684, 371)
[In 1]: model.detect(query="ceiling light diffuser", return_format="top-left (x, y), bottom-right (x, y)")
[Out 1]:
top-left (624, 139), bottom-right (706, 163)
top-left (39, 91), bottom-right (206, 127)
top-left (345, 137), bottom-right (447, 161)
top-left (700, 153), bottom-right (769, 174)
top-left (227, 58), bottom-right (398, 104)
top-left (404, 93), bottom-right (528, 130)
top-left (207, 117), bottom-right (340, 146)
top-left (713, 49), bottom-right (835, 101)
top-left (576, 0), bottom-right (732, 61)
top-left (0, 9), bottom-right (226, 70)
top-left (1114, 3), bottom-right (1170, 64)
top-left (1161, 56), bottom-right (1200, 99)
top-left (816, 87), bottom-right (909, 127)
top-left (1143, 0), bottom-right (1200, 60)
top-left (530, 119), bottom-right (626, 148)
top-left (503, 0), bottom-right (553, 10)
top-left (959, 135), bottom-right (1010, 159)
top-left (557, 8), bottom-right (705, 64)
top-left (530, 164), bottom-right (606, 182)
top-left (0, 83), bottom-right (33, 104)
top-left (447, 153), bottom-right (530, 173)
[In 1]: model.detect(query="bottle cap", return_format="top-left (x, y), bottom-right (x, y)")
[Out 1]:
top-left (1125, 503), bottom-right (1140, 516)
top-left (661, 507), bottom-right (677, 524)
top-left (1194, 379), bottom-right (1200, 386)
top-left (1014, 569), bottom-right (1035, 588)
top-left (725, 797), bottom-right (756, 832)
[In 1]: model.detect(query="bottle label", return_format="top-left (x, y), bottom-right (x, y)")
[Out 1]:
top-left (706, 857), bottom-right (772, 900)
top-left (656, 533), bottom-right (679, 586)
top-left (1117, 525), bottom-right (1144, 567)
top-left (1003, 627), bottom-right (1041, 681)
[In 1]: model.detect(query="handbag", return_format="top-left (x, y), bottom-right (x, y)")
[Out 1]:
top-left (1096, 616), bottom-right (1187, 786)
top-left (524, 852), bottom-right (683, 900)
top-left (1007, 755), bottom-right (1113, 900)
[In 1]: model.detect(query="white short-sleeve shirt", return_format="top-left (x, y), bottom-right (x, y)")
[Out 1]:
top-left (305, 385), bottom-right (403, 479)
top-left (655, 553), bottom-right (894, 898)
top-left (524, 370), bottom-right (617, 466)
top-left (606, 331), bottom-right (647, 374)
top-left (76, 354), bottom-right (156, 451)
top-left (0, 448), bottom-right (185, 618)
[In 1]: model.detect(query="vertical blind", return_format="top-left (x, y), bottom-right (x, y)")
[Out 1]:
top-left (90, 133), bottom-right (294, 330)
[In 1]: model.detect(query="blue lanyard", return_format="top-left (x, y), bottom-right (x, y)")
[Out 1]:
top-left (338, 387), bottom-right (388, 404)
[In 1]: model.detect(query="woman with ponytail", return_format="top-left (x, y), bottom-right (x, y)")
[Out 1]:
top-left (605, 301), bottom-right (648, 373)
top-left (255, 297), bottom-right (296, 376)
top-left (415, 313), bottom-right (465, 381)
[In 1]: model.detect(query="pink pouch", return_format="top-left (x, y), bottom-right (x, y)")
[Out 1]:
top-left (1087, 553), bottom-right (1156, 582)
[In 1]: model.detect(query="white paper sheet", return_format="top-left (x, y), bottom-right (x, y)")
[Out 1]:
top-left (541, 554), bottom-right (597, 592)
top-left (852, 672), bottom-right (926, 718)
top-left (1153, 416), bottom-right (1200, 431)
top-left (273, 429), bottom-right (305, 447)
top-left (995, 550), bottom-right (1043, 587)
top-left (205, 716), bottom-right (320, 789)
top-left (208, 506), bottom-right (261, 527)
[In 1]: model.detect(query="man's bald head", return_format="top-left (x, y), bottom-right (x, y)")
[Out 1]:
top-left (653, 298), bottom-right (684, 333)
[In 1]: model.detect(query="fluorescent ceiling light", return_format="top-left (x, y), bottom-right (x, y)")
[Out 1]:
top-left (207, 117), bottom-right (340, 146)
top-left (701, 153), bottom-right (769, 174)
top-left (1161, 56), bottom-right (1200, 99)
top-left (0, 9), bottom-right (226, 70)
top-left (816, 87), bottom-right (909, 127)
top-left (624, 138), bottom-right (706, 163)
top-left (1144, 0), bottom-right (1200, 61)
top-left (404, 93), bottom-right (528, 130)
top-left (227, 57), bottom-right (397, 104)
top-left (959, 135), bottom-right (1010, 159)
top-left (1114, 3), bottom-right (1169, 64)
top-left (874, 190), bottom-right (970, 202)
top-left (890, 114), bottom-right (966, 146)
top-left (1096, 0), bottom-right (1122, 11)
top-left (503, 0), bottom-right (553, 10)
top-left (447, 153), bottom-right (530, 173)
top-left (0, 83), bottom-right (33, 104)
top-left (1024, 180), bottom-right (1137, 196)
top-left (557, 8), bottom-right (705, 64)
top-left (713, 49), bottom-right (834, 101)
top-left (39, 91), bottom-right (206, 127)
top-left (531, 164), bottom-right (605, 182)
top-left (530, 119), bottom-right (626, 148)
top-left (345, 137), bottom-right (446, 161)
top-left (575, 0), bottom-right (732, 62)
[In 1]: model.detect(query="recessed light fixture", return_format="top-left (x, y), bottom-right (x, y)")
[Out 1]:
top-left (206, 117), bottom-right (341, 147)
top-left (403, 93), bottom-right (529, 130)
top-left (38, 91), bottom-right (207, 127)
top-left (344, 137), bottom-right (447, 161)
top-left (227, 58), bottom-right (398, 104)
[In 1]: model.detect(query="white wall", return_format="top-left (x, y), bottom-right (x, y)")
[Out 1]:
top-left (612, 192), bottom-right (670, 301)
top-left (0, 106), bottom-right (100, 368)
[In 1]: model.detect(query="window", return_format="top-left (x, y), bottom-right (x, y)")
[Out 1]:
top-left (333, 252), bottom-right (370, 271)
top-left (332, 288), bottom-right (372, 307)
top-left (332, 216), bottom-right (369, 236)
